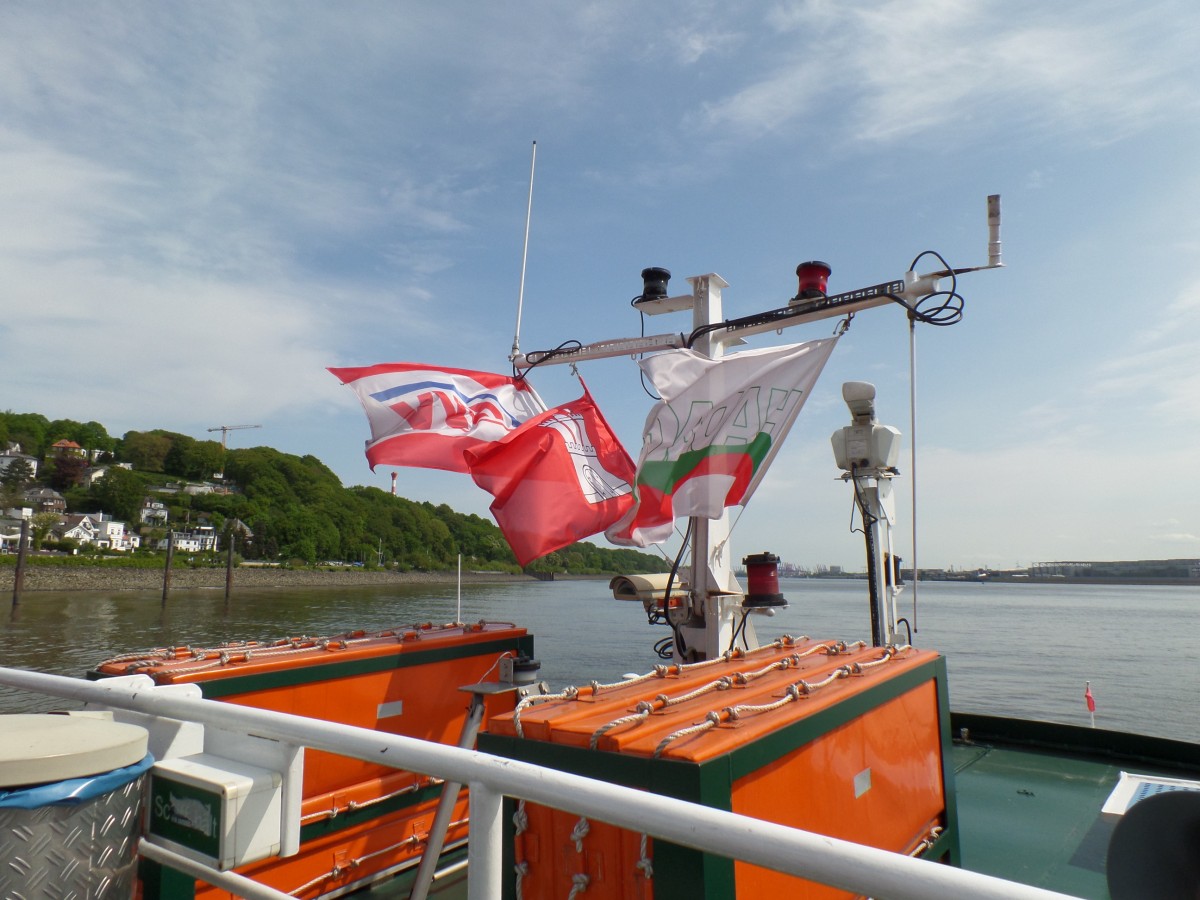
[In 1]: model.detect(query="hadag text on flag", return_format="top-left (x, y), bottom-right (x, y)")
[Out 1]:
top-left (329, 363), bottom-right (546, 473)
top-left (465, 384), bottom-right (635, 566)
top-left (607, 337), bottom-right (840, 547)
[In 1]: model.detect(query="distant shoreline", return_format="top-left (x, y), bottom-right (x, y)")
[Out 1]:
top-left (0, 565), bottom-right (539, 593)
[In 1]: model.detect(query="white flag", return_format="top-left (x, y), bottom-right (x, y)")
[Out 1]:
top-left (607, 337), bottom-right (839, 546)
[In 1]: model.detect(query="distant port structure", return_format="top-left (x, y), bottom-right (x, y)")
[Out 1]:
top-left (767, 559), bottom-right (1199, 585)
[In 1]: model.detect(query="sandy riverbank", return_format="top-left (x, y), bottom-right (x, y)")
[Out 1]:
top-left (0, 565), bottom-right (538, 593)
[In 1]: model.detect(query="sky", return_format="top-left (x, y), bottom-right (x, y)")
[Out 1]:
top-left (2, 1), bottom-right (1198, 572)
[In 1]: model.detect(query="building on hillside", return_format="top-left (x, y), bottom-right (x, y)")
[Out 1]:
top-left (0, 452), bottom-right (39, 479)
top-left (49, 440), bottom-right (87, 458)
top-left (140, 499), bottom-right (169, 525)
top-left (57, 514), bottom-right (98, 544)
top-left (23, 488), bottom-right (66, 515)
top-left (156, 526), bottom-right (219, 553)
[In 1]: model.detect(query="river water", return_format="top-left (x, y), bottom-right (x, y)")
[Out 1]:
top-left (2, 577), bottom-right (1197, 743)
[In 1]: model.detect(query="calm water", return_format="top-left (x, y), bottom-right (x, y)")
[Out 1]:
top-left (1, 577), bottom-right (1197, 742)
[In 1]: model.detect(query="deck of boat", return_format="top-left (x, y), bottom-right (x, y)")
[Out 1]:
top-left (951, 713), bottom-right (1200, 900)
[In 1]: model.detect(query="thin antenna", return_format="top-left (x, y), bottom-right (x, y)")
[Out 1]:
top-left (510, 140), bottom-right (537, 361)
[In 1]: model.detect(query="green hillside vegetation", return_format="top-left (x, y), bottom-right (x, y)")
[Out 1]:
top-left (0, 412), bottom-right (668, 576)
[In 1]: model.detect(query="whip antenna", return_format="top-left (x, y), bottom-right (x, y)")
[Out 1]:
top-left (510, 140), bottom-right (537, 361)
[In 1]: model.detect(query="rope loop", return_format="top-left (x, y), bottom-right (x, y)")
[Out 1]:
top-left (571, 817), bottom-right (590, 853)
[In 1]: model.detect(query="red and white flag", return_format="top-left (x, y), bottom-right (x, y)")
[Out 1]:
top-left (607, 338), bottom-right (839, 547)
top-left (1085, 682), bottom-right (1096, 713)
top-left (329, 363), bottom-right (546, 473)
top-left (464, 384), bottom-right (635, 566)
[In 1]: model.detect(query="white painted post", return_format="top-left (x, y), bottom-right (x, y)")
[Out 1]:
top-left (467, 782), bottom-right (503, 900)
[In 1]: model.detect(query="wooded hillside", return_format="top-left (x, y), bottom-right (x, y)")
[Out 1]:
top-left (0, 412), bottom-right (668, 576)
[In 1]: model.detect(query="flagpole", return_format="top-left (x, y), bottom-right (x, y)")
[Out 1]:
top-left (510, 140), bottom-right (537, 362)
top-left (1085, 680), bottom-right (1095, 728)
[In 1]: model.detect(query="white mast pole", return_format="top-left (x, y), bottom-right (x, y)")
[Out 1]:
top-left (681, 274), bottom-right (753, 661)
top-left (510, 141), bottom-right (537, 361)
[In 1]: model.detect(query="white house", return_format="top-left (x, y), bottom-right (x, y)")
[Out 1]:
top-left (140, 499), bottom-right (169, 525)
top-left (58, 514), bottom-right (98, 544)
top-left (156, 526), bottom-right (219, 553)
top-left (86, 514), bottom-right (140, 552)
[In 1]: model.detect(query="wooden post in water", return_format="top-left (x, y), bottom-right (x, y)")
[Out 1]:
top-left (11, 518), bottom-right (29, 607)
top-left (162, 530), bottom-right (175, 605)
top-left (225, 532), bottom-right (235, 601)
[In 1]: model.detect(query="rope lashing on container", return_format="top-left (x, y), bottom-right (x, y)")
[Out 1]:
top-left (513, 799), bottom-right (531, 900)
top-left (636, 833), bottom-right (653, 879)
top-left (513, 685), bottom-right (579, 738)
top-left (571, 817), bottom-right (590, 852)
top-left (908, 825), bottom-right (945, 856)
top-left (99, 621), bottom-right (519, 677)
top-left (587, 641), bottom-right (862, 749)
top-left (299, 776), bottom-right (434, 823)
top-left (286, 813), bottom-right (465, 896)
top-left (651, 645), bottom-right (912, 758)
top-left (567, 873), bottom-right (590, 899)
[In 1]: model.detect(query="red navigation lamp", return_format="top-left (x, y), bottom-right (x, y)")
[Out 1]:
top-left (635, 267), bottom-right (672, 305)
top-left (743, 551), bottom-right (787, 608)
top-left (794, 260), bottom-right (832, 300)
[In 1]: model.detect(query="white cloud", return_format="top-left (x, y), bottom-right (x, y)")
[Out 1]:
top-left (700, 1), bottom-right (1200, 148)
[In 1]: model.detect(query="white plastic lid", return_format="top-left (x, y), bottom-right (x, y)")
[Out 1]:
top-left (0, 714), bottom-right (149, 787)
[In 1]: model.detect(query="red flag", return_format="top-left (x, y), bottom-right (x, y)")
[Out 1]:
top-left (329, 363), bottom-right (545, 472)
top-left (1085, 683), bottom-right (1096, 712)
top-left (465, 384), bottom-right (635, 566)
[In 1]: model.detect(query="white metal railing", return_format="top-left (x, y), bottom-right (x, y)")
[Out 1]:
top-left (0, 667), bottom-right (1082, 900)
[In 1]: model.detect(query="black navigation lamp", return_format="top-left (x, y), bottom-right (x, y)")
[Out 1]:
top-left (742, 551), bottom-right (788, 609)
top-left (635, 267), bottom-right (672, 305)
top-left (793, 260), bottom-right (831, 301)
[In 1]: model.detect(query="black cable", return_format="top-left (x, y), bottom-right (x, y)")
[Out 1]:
top-left (654, 636), bottom-right (674, 660)
top-left (512, 339), bottom-right (583, 378)
top-left (661, 520), bottom-right (693, 660)
top-left (629, 296), bottom-right (662, 401)
top-left (726, 608), bottom-right (750, 654)
top-left (887, 250), bottom-right (964, 326)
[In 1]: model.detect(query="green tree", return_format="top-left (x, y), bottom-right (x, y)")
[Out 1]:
top-left (30, 511), bottom-right (61, 550)
top-left (90, 467), bottom-right (147, 523)
top-left (1, 457), bottom-right (34, 491)
top-left (119, 431), bottom-right (172, 472)
top-left (0, 411), bottom-right (50, 456)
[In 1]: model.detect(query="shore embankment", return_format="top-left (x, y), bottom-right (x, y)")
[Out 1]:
top-left (0, 565), bottom-right (537, 593)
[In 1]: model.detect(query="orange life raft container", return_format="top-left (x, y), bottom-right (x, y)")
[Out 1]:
top-left (480, 636), bottom-right (956, 900)
top-left (90, 620), bottom-right (532, 899)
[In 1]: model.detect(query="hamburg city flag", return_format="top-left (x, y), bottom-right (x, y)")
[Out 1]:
top-left (465, 384), bottom-right (635, 566)
top-left (607, 337), bottom-right (839, 547)
top-left (328, 363), bottom-right (546, 473)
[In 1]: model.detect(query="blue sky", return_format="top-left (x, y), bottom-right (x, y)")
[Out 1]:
top-left (2, 2), bottom-right (1198, 570)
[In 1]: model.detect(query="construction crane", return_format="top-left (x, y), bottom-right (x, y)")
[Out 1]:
top-left (207, 424), bottom-right (262, 450)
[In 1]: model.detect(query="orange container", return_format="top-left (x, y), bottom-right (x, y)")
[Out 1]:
top-left (92, 621), bottom-right (532, 899)
top-left (481, 637), bottom-right (957, 899)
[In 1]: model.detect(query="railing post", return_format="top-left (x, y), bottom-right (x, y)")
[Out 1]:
top-left (467, 782), bottom-right (503, 900)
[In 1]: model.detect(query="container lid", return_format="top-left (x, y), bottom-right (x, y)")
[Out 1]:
top-left (0, 714), bottom-right (149, 787)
